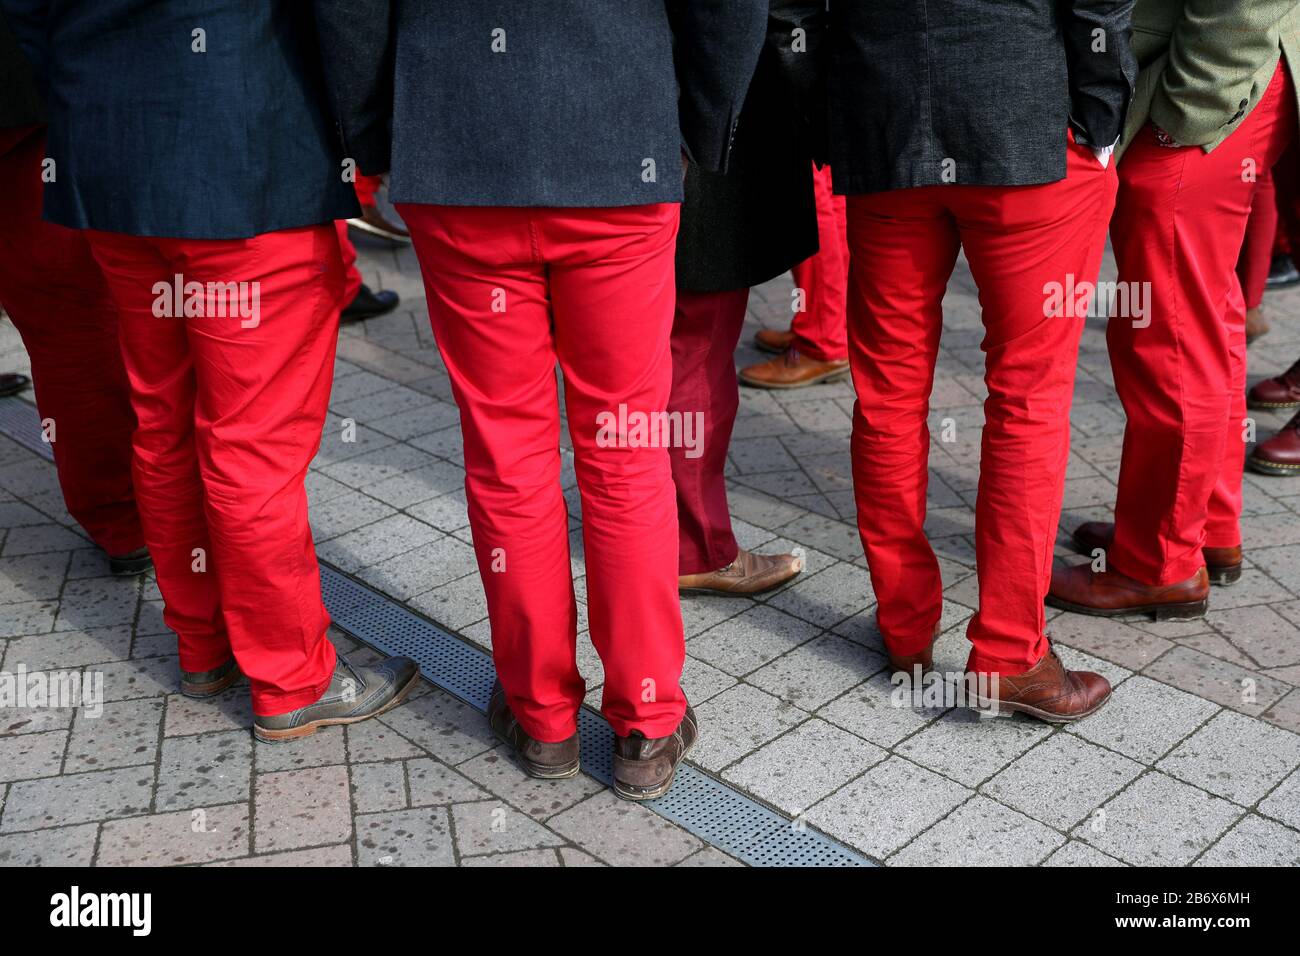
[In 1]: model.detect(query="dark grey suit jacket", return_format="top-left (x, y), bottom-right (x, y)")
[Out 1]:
top-left (0, 9), bottom-right (42, 128)
top-left (830, 0), bottom-right (1137, 194)
top-left (7, 0), bottom-right (358, 240)
top-left (314, 0), bottom-right (768, 208)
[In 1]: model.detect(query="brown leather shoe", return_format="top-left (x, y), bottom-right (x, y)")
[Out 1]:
top-left (1245, 306), bottom-right (1270, 344)
top-left (678, 548), bottom-right (803, 595)
top-left (754, 328), bottom-right (794, 354)
top-left (886, 624), bottom-right (940, 675)
top-left (973, 649), bottom-right (1111, 723)
top-left (739, 348), bottom-right (850, 389)
top-left (1072, 521), bottom-right (1243, 586)
top-left (347, 204), bottom-right (411, 244)
top-left (1046, 560), bottom-right (1209, 620)
top-left (487, 680), bottom-right (580, 779)
top-left (181, 657), bottom-right (240, 698)
top-left (1248, 410), bottom-right (1300, 476)
top-left (1248, 357), bottom-right (1300, 410)
top-left (613, 706), bottom-right (697, 801)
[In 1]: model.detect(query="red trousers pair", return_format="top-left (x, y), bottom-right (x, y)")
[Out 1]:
top-left (86, 225), bottom-right (343, 715)
top-left (670, 287), bottom-right (750, 575)
top-left (1109, 63), bottom-right (1297, 585)
top-left (0, 126), bottom-right (143, 556)
top-left (846, 136), bottom-right (1116, 675)
top-left (790, 163), bottom-right (849, 362)
top-left (398, 202), bottom-right (687, 741)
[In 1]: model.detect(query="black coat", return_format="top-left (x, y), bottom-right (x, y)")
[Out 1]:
top-left (313, 0), bottom-right (768, 208)
top-left (5, 0), bottom-right (358, 239)
top-left (829, 0), bottom-right (1137, 195)
top-left (0, 10), bottom-right (41, 128)
top-left (675, 0), bottom-right (825, 292)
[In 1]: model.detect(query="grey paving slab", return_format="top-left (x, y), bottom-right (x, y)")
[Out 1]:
top-left (889, 795), bottom-right (1063, 866)
top-left (897, 707), bottom-right (1052, 788)
top-left (547, 791), bottom-right (702, 867)
top-left (1042, 840), bottom-right (1126, 867)
top-left (350, 760), bottom-right (408, 814)
top-left (1073, 772), bottom-right (1243, 866)
top-left (155, 730), bottom-right (252, 811)
top-left (64, 697), bottom-right (163, 772)
top-left (746, 633), bottom-right (887, 711)
top-left (0, 729), bottom-right (65, 783)
top-left (1156, 710), bottom-right (1300, 805)
top-left (804, 756), bottom-right (972, 860)
top-left (451, 800), bottom-right (566, 858)
top-left (0, 766), bottom-right (154, 832)
top-left (687, 604), bottom-right (821, 677)
top-left (722, 718), bottom-right (887, 815)
top-left (1194, 814), bottom-right (1300, 867)
top-left (981, 732), bottom-right (1143, 830)
top-left (376, 687), bottom-right (495, 766)
top-left (254, 765), bottom-right (352, 853)
top-left (818, 671), bottom-right (950, 749)
top-left (405, 757), bottom-right (490, 807)
top-left (98, 803), bottom-right (250, 866)
top-left (689, 683), bottom-right (807, 771)
top-left (354, 806), bottom-right (455, 867)
top-left (1069, 675), bottom-right (1219, 763)
top-left (455, 747), bottom-right (601, 820)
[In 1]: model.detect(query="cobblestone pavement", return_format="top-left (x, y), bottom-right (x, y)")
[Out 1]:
top-left (3, 216), bottom-right (1300, 866)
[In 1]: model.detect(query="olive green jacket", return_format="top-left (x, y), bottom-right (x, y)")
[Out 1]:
top-left (1119, 0), bottom-right (1300, 158)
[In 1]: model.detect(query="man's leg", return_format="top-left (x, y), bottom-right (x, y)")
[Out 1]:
top-left (669, 288), bottom-right (749, 575)
top-left (545, 204), bottom-right (688, 741)
top-left (1107, 65), bottom-right (1296, 588)
top-left (791, 163), bottom-right (850, 362)
top-left (741, 163), bottom-right (851, 389)
top-left (171, 226), bottom-right (343, 715)
top-left (0, 127), bottom-right (143, 557)
top-left (86, 232), bottom-right (230, 675)
top-left (399, 203), bottom-right (585, 744)
top-left (844, 188), bottom-right (956, 662)
top-left (957, 137), bottom-right (1116, 673)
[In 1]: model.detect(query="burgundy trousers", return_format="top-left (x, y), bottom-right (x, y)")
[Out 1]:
top-left (0, 125), bottom-right (143, 556)
top-left (669, 287), bottom-right (751, 575)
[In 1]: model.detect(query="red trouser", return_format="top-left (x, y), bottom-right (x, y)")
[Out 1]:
top-left (0, 126), bottom-right (143, 555)
top-left (1110, 64), bottom-right (1297, 584)
top-left (1237, 167), bottom-right (1277, 310)
top-left (85, 225), bottom-right (342, 715)
top-left (354, 173), bottom-right (382, 208)
top-left (334, 219), bottom-right (362, 305)
top-left (669, 287), bottom-right (750, 575)
top-left (398, 202), bottom-right (687, 741)
top-left (790, 163), bottom-right (850, 362)
top-left (846, 136), bottom-right (1116, 675)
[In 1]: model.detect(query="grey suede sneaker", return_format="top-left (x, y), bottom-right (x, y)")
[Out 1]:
top-left (181, 657), bottom-right (240, 698)
top-left (253, 655), bottom-right (419, 743)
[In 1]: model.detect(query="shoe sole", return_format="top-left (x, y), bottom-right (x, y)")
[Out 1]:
top-left (110, 557), bottom-right (153, 576)
top-left (612, 728), bottom-right (697, 802)
top-left (253, 671), bottom-right (420, 743)
top-left (1068, 531), bottom-right (1241, 588)
top-left (1045, 594), bottom-right (1208, 621)
top-left (181, 667), bottom-right (241, 699)
top-left (1247, 455), bottom-right (1300, 476)
top-left (345, 217), bottom-right (412, 245)
top-left (975, 687), bottom-right (1112, 724)
top-left (1245, 398), bottom-right (1300, 410)
top-left (738, 367), bottom-right (850, 390)
top-left (491, 728), bottom-right (581, 780)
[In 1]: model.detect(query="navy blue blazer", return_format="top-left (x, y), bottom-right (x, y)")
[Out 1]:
top-left (313, 0), bottom-right (767, 208)
top-left (4, 0), bottom-right (357, 239)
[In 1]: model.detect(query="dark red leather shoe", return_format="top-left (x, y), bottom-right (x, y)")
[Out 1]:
top-left (1248, 411), bottom-right (1300, 477)
top-left (1248, 357), bottom-right (1300, 410)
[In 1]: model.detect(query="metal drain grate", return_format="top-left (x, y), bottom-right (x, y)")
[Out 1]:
top-left (0, 395), bottom-right (871, 866)
top-left (320, 565), bottom-right (871, 867)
